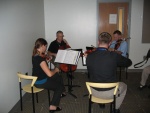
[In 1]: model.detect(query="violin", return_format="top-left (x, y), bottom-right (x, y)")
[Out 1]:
top-left (41, 53), bottom-right (51, 60)
top-left (114, 39), bottom-right (122, 50)
top-left (59, 43), bottom-right (77, 73)
top-left (83, 45), bottom-right (96, 56)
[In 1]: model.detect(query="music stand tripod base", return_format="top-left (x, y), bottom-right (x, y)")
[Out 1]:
top-left (64, 65), bottom-right (81, 99)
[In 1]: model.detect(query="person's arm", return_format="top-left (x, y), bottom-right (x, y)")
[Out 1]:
top-left (48, 51), bottom-right (57, 57)
top-left (114, 49), bottom-right (122, 55)
top-left (63, 39), bottom-right (69, 45)
top-left (117, 54), bottom-right (132, 67)
top-left (109, 41), bottom-right (116, 49)
top-left (40, 61), bottom-right (59, 77)
top-left (117, 41), bottom-right (127, 57)
top-left (109, 47), bottom-right (122, 54)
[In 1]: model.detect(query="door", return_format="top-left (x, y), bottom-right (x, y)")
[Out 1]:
top-left (99, 3), bottom-right (129, 40)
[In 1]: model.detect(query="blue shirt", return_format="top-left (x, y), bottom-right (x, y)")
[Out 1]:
top-left (109, 40), bottom-right (128, 57)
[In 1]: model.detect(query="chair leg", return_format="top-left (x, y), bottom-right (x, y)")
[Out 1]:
top-left (119, 67), bottom-right (121, 81)
top-left (47, 90), bottom-right (50, 106)
top-left (125, 67), bottom-right (128, 79)
top-left (49, 62), bottom-right (52, 70)
top-left (89, 95), bottom-right (91, 113)
top-left (113, 95), bottom-right (116, 113)
top-left (36, 93), bottom-right (38, 103)
top-left (110, 103), bottom-right (112, 113)
top-left (31, 87), bottom-right (35, 113)
top-left (19, 82), bottom-right (23, 111)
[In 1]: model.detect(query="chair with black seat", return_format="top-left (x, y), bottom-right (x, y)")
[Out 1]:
top-left (17, 72), bottom-right (50, 113)
top-left (86, 82), bottom-right (119, 113)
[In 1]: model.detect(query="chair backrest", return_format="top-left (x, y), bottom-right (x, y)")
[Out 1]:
top-left (86, 82), bottom-right (119, 96)
top-left (17, 72), bottom-right (37, 87)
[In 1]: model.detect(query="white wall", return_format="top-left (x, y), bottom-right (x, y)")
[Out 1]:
top-left (129, 0), bottom-right (150, 69)
top-left (44, 0), bottom-right (97, 69)
top-left (0, 0), bottom-right (45, 112)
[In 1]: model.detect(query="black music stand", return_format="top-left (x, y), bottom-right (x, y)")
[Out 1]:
top-left (64, 49), bottom-right (83, 98)
top-left (64, 64), bottom-right (80, 98)
top-left (72, 49), bottom-right (85, 66)
top-left (83, 47), bottom-right (93, 97)
top-left (84, 46), bottom-right (94, 78)
top-left (55, 49), bottom-right (81, 98)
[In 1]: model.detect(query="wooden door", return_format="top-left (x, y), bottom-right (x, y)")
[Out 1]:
top-left (99, 3), bottom-right (129, 40)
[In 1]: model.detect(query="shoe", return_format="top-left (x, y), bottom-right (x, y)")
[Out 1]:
top-left (49, 107), bottom-right (62, 113)
top-left (138, 85), bottom-right (147, 90)
top-left (61, 93), bottom-right (67, 98)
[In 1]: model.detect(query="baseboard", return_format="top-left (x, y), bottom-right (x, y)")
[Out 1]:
top-left (75, 69), bottom-right (143, 73)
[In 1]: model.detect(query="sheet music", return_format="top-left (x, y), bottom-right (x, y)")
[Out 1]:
top-left (55, 50), bottom-right (67, 63)
top-left (55, 50), bottom-right (80, 65)
top-left (64, 50), bottom-right (78, 64)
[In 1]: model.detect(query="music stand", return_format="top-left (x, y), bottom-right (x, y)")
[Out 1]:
top-left (83, 46), bottom-right (94, 78)
top-left (72, 49), bottom-right (85, 66)
top-left (55, 49), bottom-right (81, 98)
top-left (83, 47), bottom-right (93, 97)
top-left (64, 49), bottom-right (83, 98)
top-left (73, 48), bottom-right (89, 97)
top-left (64, 64), bottom-right (80, 98)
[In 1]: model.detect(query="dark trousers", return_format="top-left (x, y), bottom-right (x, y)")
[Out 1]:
top-left (35, 73), bottom-right (64, 106)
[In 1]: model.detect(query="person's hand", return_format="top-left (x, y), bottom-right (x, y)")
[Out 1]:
top-left (54, 67), bottom-right (60, 73)
top-left (53, 53), bottom-right (57, 57)
top-left (83, 53), bottom-right (88, 58)
top-left (63, 39), bottom-right (69, 45)
top-left (46, 55), bottom-right (52, 63)
top-left (109, 48), bottom-right (115, 52)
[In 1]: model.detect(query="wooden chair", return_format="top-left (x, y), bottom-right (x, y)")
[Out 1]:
top-left (86, 82), bottom-right (119, 113)
top-left (17, 72), bottom-right (50, 113)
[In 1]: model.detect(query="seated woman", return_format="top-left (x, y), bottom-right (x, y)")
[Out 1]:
top-left (32, 38), bottom-right (65, 112)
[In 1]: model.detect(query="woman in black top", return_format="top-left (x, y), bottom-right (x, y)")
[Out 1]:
top-left (32, 38), bottom-right (64, 112)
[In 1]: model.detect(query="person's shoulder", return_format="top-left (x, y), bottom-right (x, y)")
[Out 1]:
top-left (51, 40), bottom-right (57, 44)
top-left (108, 51), bottom-right (121, 59)
top-left (122, 40), bottom-right (127, 45)
top-left (49, 40), bottom-right (57, 47)
top-left (33, 55), bottom-right (44, 60)
top-left (120, 41), bottom-right (127, 46)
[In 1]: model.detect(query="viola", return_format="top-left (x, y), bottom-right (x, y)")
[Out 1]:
top-left (59, 44), bottom-right (77, 73)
